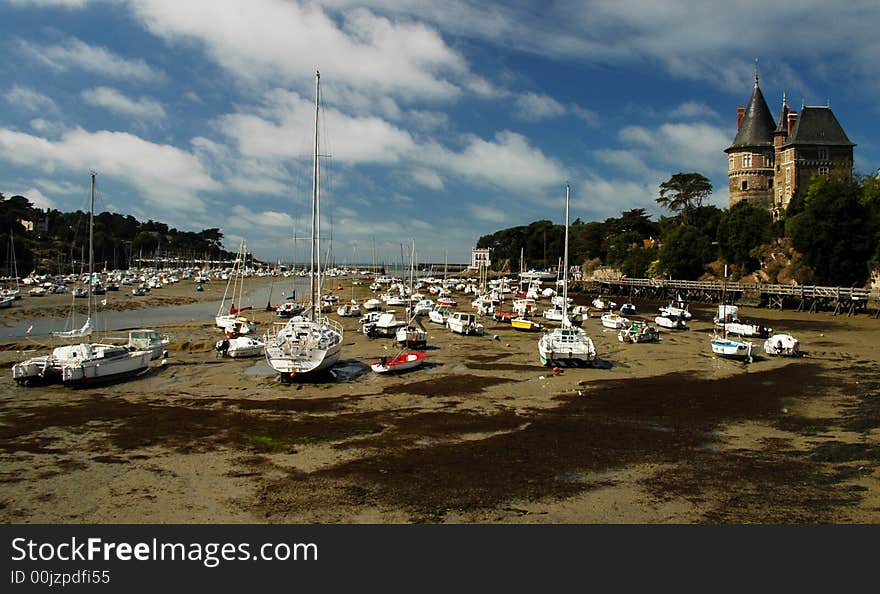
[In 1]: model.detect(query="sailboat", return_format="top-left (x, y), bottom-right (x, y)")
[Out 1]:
top-left (710, 265), bottom-right (754, 362)
top-left (395, 239), bottom-right (428, 348)
top-left (13, 172), bottom-right (153, 386)
top-left (215, 240), bottom-right (255, 336)
top-left (537, 184), bottom-right (597, 366)
top-left (264, 71), bottom-right (344, 380)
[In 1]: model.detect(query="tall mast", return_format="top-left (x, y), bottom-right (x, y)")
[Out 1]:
top-left (88, 171), bottom-right (96, 318)
top-left (310, 70), bottom-right (321, 320)
top-left (562, 183), bottom-right (570, 324)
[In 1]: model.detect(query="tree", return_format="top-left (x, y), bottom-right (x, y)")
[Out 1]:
top-left (717, 201), bottom-right (773, 271)
top-left (657, 172), bottom-right (713, 225)
top-left (786, 177), bottom-right (873, 286)
top-left (658, 225), bottom-right (715, 279)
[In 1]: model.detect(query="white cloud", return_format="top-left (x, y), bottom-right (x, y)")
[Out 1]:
top-left (514, 92), bottom-right (566, 121)
top-left (466, 203), bottom-right (506, 224)
top-left (410, 168), bottom-right (444, 190)
top-left (128, 0), bottom-right (467, 102)
top-left (5, 85), bottom-right (58, 113)
top-left (423, 131), bottom-right (567, 196)
top-left (619, 122), bottom-right (730, 175)
top-left (227, 205), bottom-right (295, 229)
top-left (217, 88), bottom-right (416, 164)
top-left (0, 127), bottom-right (219, 212)
top-left (669, 101), bottom-right (719, 120)
top-left (17, 37), bottom-right (165, 83)
top-left (81, 87), bottom-right (166, 120)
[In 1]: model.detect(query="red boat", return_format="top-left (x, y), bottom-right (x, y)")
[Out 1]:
top-left (371, 351), bottom-right (427, 373)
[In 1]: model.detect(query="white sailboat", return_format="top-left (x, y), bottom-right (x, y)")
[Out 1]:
top-left (710, 266), bottom-right (754, 362)
top-left (215, 240), bottom-right (255, 335)
top-left (264, 71), bottom-right (343, 379)
top-left (13, 172), bottom-right (152, 386)
top-left (538, 184), bottom-right (597, 366)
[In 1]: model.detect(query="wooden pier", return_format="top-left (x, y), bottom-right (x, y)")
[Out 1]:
top-left (576, 277), bottom-right (880, 317)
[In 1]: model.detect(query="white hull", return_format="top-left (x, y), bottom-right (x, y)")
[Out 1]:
top-left (538, 326), bottom-right (596, 365)
top-left (655, 315), bottom-right (688, 330)
top-left (763, 333), bottom-right (800, 356)
top-left (264, 317), bottom-right (344, 376)
top-left (711, 337), bottom-right (754, 361)
top-left (61, 349), bottom-right (152, 384)
top-left (601, 313), bottom-right (630, 329)
top-left (217, 336), bottom-right (265, 358)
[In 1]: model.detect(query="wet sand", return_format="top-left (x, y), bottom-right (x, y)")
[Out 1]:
top-left (1, 279), bottom-right (879, 523)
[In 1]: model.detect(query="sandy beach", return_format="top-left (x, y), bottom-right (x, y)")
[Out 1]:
top-left (1, 277), bottom-right (879, 524)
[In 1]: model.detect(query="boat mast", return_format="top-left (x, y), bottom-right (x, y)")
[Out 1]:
top-left (309, 70), bottom-right (321, 321)
top-left (88, 171), bottom-right (95, 320)
top-left (562, 183), bottom-right (570, 326)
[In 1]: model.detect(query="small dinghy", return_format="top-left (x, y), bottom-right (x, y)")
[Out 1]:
top-left (371, 351), bottom-right (427, 373)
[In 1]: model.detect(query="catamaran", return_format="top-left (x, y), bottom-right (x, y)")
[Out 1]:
top-left (538, 184), bottom-right (597, 366)
top-left (264, 71), bottom-right (343, 379)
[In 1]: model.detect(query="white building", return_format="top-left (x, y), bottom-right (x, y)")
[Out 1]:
top-left (470, 248), bottom-right (491, 270)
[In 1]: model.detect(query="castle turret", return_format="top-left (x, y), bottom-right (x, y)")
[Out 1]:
top-left (725, 66), bottom-right (776, 209)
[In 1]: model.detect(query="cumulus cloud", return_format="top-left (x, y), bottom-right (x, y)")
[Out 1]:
top-left (81, 87), bottom-right (166, 120)
top-left (423, 131), bottom-right (567, 196)
top-left (0, 127), bottom-right (218, 212)
top-left (216, 88), bottom-right (417, 164)
top-left (619, 121), bottom-right (730, 175)
top-left (127, 0), bottom-right (467, 101)
top-left (17, 37), bottom-right (165, 83)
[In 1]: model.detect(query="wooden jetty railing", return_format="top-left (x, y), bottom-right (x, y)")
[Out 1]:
top-left (576, 277), bottom-right (880, 317)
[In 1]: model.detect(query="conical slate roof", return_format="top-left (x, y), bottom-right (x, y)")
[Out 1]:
top-left (726, 83), bottom-right (777, 152)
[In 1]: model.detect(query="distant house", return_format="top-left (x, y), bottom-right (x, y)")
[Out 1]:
top-left (470, 247), bottom-right (491, 270)
top-left (725, 66), bottom-right (854, 219)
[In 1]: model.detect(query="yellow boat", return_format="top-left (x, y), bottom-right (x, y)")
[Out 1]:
top-left (511, 317), bottom-right (543, 332)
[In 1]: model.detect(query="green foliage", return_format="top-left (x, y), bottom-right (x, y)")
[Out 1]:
top-left (717, 201), bottom-right (773, 270)
top-left (657, 172), bottom-right (713, 225)
top-left (785, 177), bottom-right (873, 286)
top-left (1, 192), bottom-right (233, 274)
top-left (621, 245), bottom-right (659, 278)
top-left (657, 225), bottom-right (716, 279)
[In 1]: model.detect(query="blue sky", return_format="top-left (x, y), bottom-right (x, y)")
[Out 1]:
top-left (2, 1), bottom-right (879, 265)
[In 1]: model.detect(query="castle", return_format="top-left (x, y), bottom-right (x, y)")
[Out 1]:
top-left (725, 68), bottom-right (855, 218)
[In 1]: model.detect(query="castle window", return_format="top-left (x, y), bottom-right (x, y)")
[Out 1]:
top-left (818, 147), bottom-right (829, 160)
top-left (768, 178), bottom-right (774, 189)
top-left (764, 153), bottom-right (773, 167)
top-left (785, 168), bottom-right (791, 183)
top-left (741, 179), bottom-right (748, 190)
top-left (742, 154), bottom-right (752, 168)
top-left (818, 166), bottom-right (830, 175)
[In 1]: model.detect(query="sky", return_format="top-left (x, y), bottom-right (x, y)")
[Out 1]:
top-left (1, 0), bottom-right (879, 266)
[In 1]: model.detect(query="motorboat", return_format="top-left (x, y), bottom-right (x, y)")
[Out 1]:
top-left (125, 329), bottom-right (171, 360)
top-left (511, 317), bottom-right (543, 332)
top-left (216, 336), bottom-right (265, 358)
top-left (446, 312), bottom-right (484, 335)
top-left (600, 312), bottom-right (630, 329)
top-left (763, 333), bottom-right (800, 356)
top-left (618, 321), bottom-right (660, 343)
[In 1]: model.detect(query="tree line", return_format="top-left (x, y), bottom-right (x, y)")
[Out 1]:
top-left (1, 193), bottom-right (235, 276)
top-left (477, 172), bottom-right (880, 287)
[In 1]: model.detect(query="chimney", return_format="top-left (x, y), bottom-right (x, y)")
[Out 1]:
top-left (737, 105), bottom-right (745, 129)
top-left (787, 112), bottom-right (798, 134)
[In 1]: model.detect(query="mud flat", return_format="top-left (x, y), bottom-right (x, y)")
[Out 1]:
top-left (1, 283), bottom-right (878, 523)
